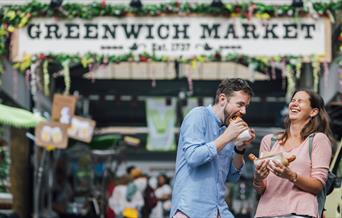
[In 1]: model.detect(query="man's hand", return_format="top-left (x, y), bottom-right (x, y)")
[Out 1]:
top-left (236, 128), bottom-right (256, 150)
top-left (224, 119), bottom-right (248, 144)
top-left (214, 119), bottom-right (247, 151)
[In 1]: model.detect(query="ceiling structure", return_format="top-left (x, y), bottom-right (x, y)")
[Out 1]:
top-left (52, 62), bottom-right (287, 128)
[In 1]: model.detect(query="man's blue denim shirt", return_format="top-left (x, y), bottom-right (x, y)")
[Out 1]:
top-left (170, 105), bottom-right (242, 218)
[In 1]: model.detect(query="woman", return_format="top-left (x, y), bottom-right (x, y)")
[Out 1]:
top-left (150, 174), bottom-right (172, 218)
top-left (253, 90), bottom-right (334, 218)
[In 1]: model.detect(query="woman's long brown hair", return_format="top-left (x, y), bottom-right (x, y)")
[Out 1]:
top-left (278, 89), bottom-right (335, 146)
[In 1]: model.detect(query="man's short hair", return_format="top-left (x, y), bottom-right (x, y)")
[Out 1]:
top-left (214, 78), bottom-right (253, 103)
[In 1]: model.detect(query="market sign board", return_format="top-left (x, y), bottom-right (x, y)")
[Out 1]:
top-left (68, 116), bottom-right (96, 143)
top-left (11, 16), bottom-right (331, 61)
top-left (35, 121), bottom-right (68, 149)
top-left (51, 94), bottom-right (77, 124)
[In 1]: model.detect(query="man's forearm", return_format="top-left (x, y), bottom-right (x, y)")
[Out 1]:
top-left (214, 134), bottom-right (234, 152)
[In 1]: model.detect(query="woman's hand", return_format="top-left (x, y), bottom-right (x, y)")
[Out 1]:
top-left (255, 159), bottom-right (270, 181)
top-left (268, 160), bottom-right (295, 181)
top-left (253, 159), bottom-right (269, 194)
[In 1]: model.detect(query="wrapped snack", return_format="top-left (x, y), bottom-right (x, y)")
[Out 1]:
top-left (228, 112), bottom-right (252, 145)
top-left (248, 153), bottom-right (296, 167)
top-left (228, 112), bottom-right (242, 123)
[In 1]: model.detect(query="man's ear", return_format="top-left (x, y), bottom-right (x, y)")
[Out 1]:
top-left (219, 94), bottom-right (227, 106)
top-left (310, 108), bottom-right (319, 118)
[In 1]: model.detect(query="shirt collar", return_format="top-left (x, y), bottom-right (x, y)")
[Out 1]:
top-left (207, 105), bottom-right (226, 127)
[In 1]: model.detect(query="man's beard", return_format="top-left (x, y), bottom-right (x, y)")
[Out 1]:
top-left (223, 110), bottom-right (231, 126)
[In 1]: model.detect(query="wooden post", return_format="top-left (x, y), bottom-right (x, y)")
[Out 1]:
top-left (10, 127), bottom-right (31, 218)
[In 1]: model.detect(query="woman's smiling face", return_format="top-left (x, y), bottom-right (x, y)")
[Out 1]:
top-left (288, 91), bottom-right (317, 123)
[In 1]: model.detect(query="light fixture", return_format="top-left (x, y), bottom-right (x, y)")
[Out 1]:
top-left (291, 0), bottom-right (303, 8)
top-left (211, 0), bottom-right (224, 8)
top-left (49, 0), bottom-right (63, 9)
top-left (129, 0), bottom-right (143, 9)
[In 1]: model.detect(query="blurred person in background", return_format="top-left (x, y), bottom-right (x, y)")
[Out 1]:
top-left (141, 176), bottom-right (157, 218)
top-left (150, 174), bottom-right (172, 218)
top-left (253, 90), bottom-right (334, 218)
top-left (170, 78), bottom-right (256, 218)
top-left (108, 173), bottom-right (144, 218)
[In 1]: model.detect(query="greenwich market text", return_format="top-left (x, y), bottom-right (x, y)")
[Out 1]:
top-left (27, 22), bottom-right (316, 41)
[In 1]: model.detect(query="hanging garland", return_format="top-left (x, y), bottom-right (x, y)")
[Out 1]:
top-left (42, 59), bottom-right (49, 96)
top-left (0, 0), bottom-right (341, 58)
top-left (0, 1), bottom-right (340, 96)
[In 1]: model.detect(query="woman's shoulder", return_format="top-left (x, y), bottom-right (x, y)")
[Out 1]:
top-left (262, 133), bottom-right (281, 142)
top-left (262, 134), bottom-right (274, 141)
top-left (311, 132), bottom-right (331, 145)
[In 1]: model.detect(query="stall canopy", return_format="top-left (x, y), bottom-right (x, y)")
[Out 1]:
top-left (0, 104), bottom-right (45, 128)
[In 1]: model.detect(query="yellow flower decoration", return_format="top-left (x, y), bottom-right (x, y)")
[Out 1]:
top-left (19, 16), bottom-right (30, 28)
top-left (196, 55), bottom-right (206, 63)
top-left (6, 11), bottom-right (16, 21)
top-left (191, 59), bottom-right (197, 70)
top-left (81, 56), bottom-right (93, 68)
top-left (7, 26), bottom-right (15, 33)
top-left (16, 53), bottom-right (32, 72)
top-left (0, 27), bottom-right (7, 37)
top-left (231, 13), bottom-right (238, 17)
top-left (261, 13), bottom-right (271, 19)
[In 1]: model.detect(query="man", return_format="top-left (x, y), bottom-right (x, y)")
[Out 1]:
top-left (170, 78), bottom-right (256, 218)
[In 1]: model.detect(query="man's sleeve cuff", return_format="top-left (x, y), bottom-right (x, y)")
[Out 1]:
top-left (207, 141), bottom-right (218, 158)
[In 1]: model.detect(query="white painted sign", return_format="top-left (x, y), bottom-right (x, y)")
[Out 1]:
top-left (12, 16), bottom-right (331, 61)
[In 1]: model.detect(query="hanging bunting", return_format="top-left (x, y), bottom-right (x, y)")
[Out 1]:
top-left (187, 60), bottom-right (196, 92)
top-left (248, 62), bottom-right (257, 82)
top-left (62, 60), bottom-right (71, 95)
top-left (323, 61), bottom-right (330, 86)
top-left (30, 61), bottom-right (40, 107)
top-left (146, 98), bottom-right (176, 151)
top-left (286, 64), bottom-right (296, 102)
top-left (88, 63), bottom-right (96, 83)
top-left (43, 60), bottom-right (49, 96)
top-left (25, 69), bottom-right (30, 88)
top-left (281, 58), bottom-right (287, 89)
top-left (148, 61), bottom-right (156, 87)
top-left (312, 56), bottom-right (320, 92)
top-left (295, 58), bottom-right (302, 79)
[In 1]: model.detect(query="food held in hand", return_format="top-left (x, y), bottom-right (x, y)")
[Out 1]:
top-left (229, 112), bottom-right (242, 122)
top-left (235, 129), bottom-right (252, 146)
top-left (248, 153), bottom-right (258, 161)
top-left (249, 152), bottom-right (296, 166)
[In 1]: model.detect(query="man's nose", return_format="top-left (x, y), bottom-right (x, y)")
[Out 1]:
top-left (240, 107), bottom-right (246, 115)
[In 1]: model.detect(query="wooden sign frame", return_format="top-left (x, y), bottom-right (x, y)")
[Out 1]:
top-left (51, 94), bottom-right (77, 124)
top-left (35, 121), bottom-right (68, 149)
top-left (67, 116), bottom-right (96, 143)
